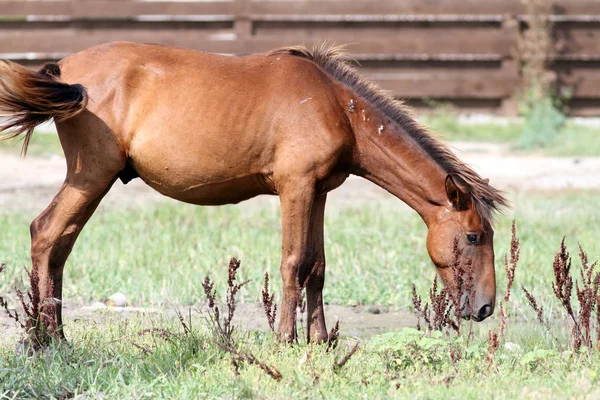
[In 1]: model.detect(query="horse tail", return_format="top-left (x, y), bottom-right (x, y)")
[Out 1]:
top-left (0, 60), bottom-right (87, 155)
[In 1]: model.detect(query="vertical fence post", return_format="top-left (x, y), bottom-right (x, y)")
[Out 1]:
top-left (500, 13), bottom-right (521, 116)
top-left (234, 0), bottom-right (251, 55)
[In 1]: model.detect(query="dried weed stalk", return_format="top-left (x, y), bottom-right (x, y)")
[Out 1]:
top-left (217, 342), bottom-right (282, 381)
top-left (176, 308), bottom-right (192, 335)
top-left (449, 237), bottom-right (475, 335)
top-left (0, 265), bottom-right (58, 350)
top-left (522, 238), bottom-right (600, 350)
top-left (498, 221), bottom-right (520, 339)
top-left (326, 320), bottom-right (340, 352)
top-left (522, 285), bottom-right (551, 330)
top-left (412, 239), bottom-right (473, 334)
top-left (334, 341), bottom-right (360, 373)
top-left (202, 258), bottom-right (250, 346)
top-left (486, 330), bottom-right (499, 368)
top-left (550, 239), bottom-right (599, 350)
top-left (261, 272), bottom-right (277, 332)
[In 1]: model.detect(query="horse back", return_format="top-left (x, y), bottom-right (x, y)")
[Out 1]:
top-left (56, 42), bottom-right (354, 204)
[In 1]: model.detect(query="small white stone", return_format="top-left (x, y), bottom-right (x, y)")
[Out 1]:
top-left (504, 342), bottom-right (521, 352)
top-left (89, 302), bottom-right (106, 310)
top-left (105, 292), bottom-right (128, 307)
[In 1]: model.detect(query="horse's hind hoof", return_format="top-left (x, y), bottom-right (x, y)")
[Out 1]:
top-left (14, 338), bottom-right (36, 357)
top-left (14, 336), bottom-right (69, 357)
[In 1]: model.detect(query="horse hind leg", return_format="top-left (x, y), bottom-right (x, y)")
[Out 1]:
top-left (29, 174), bottom-right (117, 344)
top-left (302, 194), bottom-right (328, 343)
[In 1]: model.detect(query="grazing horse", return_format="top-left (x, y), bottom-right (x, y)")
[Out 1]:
top-left (0, 42), bottom-right (508, 343)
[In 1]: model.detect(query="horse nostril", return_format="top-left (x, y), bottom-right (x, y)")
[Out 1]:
top-left (477, 304), bottom-right (493, 321)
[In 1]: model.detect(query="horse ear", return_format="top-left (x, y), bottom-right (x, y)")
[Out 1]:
top-left (483, 178), bottom-right (490, 185)
top-left (445, 175), bottom-right (469, 210)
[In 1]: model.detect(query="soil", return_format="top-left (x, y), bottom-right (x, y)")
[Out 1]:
top-left (1, 142), bottom-right (598, 342)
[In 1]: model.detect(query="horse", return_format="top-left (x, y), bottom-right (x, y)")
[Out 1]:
top-left (0, 42), bottom-right (508, 343)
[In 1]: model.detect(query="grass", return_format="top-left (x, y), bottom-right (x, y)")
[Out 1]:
top-left (0, 191), bottom-right (598, 312)
top-left (0, 131), bottom-right (63, 158)
top-left (0, 188), bottom-right (599, 398)
top-left (0, 313), bottom-right (599, 399)
top-left (1, 127), bottom-right (599, 397)
top-left (423, 113), bottom-right (600, 157)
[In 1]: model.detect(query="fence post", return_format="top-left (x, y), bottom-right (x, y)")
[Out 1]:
top-left (234, 0), bottom-right (251, 55)
top-left (500, 13), bottom-right (521, 116)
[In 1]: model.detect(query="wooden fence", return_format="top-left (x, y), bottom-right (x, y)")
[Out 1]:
top-left (1, 0), bottom-right (600, 115)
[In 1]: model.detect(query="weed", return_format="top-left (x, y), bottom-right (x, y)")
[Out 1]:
top-left (412, 239), bottom-right (473, 334)
top-left (499, 221), bottom-right (520, 339)
top-left (523, 239), bottom-right (600, 351)
top-left (411, 277), bottom-right (454, 333)
top-left (334, 341), bottom-right (360, 373)
top-left (522, 285), bottom-right (551, 330)
top-left (202, 258), bottom-right (250, 346)
top-left (0, 265), bottom-right (58, 351)
top-left (327, 320), bottom-right (340, 351)
top-left (217, 342), bottom-right (283, 381)
top-left (261, 272), bottom-right (277, 332)
top-left (486, 330), bottom-right (499, 367)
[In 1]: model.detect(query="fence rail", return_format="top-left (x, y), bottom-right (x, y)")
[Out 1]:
top-left (1, 0), bottom-right (600, 115)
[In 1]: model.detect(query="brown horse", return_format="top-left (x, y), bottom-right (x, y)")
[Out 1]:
top-left (0, 42), bottom-right (507, 343)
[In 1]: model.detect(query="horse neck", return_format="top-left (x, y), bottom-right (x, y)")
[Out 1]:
top-left (348, 103), bottom-right (447, 226)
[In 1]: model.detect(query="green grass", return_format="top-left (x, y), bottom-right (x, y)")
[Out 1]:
top-left (1, 191), bottom-right (599, 398)
top-left (1, 192), bottom-right (598, 312)
top-left (0, 131), bottom-right (63, 158)
top-left (1, 315), bottom-right (599, 399)
top-left (424, 114), bottom-right (600, 157)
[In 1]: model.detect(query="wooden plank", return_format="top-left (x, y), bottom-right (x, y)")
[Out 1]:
top-left (0, 0), bottom-right (597, 18)
top-left (0, 29), bottom-right (513, 57)
top-left (247, 0), bottom-right (523, 16)
top-left (238, 37), bottom-right (512, 56)
top-left (252, 24), bottom-right (505, 41)
top-left (0, 27), bottom-right (239, 54)
top-left (256, 0), bottom-right (600, 16)
top-left (0, 1), bottom-right (235, 18)
top-left (566, 99), bottom-right (600, 116)
top-left (367, 72), bottom-right (518, 98)
top-left (557, 72), bottom-right (600, 98)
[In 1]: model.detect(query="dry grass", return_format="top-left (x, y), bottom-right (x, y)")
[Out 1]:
top-left (523, 239), bottom-right (600, 351)
top-left (0, 265), bottom-right (59, 351)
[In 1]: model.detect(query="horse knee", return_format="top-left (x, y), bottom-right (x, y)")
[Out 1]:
top-left (281, 253), bottom-right (312, 290)
top-left (30, 214), bottom-right (52, 259)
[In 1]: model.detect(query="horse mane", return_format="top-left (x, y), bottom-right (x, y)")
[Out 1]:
top-left (269, 43), bottom-right (509, 225)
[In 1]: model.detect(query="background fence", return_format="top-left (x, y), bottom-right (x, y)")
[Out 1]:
top-left (1, 0), bottom-right (600, 115)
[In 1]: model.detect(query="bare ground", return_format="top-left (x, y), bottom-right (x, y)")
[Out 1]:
top-left (1, 142), bottom-right (599, 341)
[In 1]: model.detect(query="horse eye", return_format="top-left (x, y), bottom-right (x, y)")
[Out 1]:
top-left (466, 234), bottom-right (478, 244)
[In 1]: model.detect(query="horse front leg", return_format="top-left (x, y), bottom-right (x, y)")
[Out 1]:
top-left (277, 181), bottom-right (316, 343)
top-left (28, 178), bottom-right (114, 345)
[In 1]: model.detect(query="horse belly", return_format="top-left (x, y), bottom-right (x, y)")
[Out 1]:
top-left (129, 154), bottom-right (275, 206)
top-left (152, 174), bottom-right (274, 206)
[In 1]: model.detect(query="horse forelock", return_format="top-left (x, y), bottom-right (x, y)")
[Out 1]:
top-left (269, 43), bottom-right (509, 224)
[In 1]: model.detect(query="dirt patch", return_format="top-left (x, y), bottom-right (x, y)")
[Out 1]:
top-left (0, 301), bottom-right (417, 345)
top-left (453, 142), bottom-right (600, 191)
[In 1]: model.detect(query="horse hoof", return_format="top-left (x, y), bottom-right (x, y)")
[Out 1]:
top-left (14, 338), bottom-right (36, 357)
top-left (14, 336), bottom-right (69, 356)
